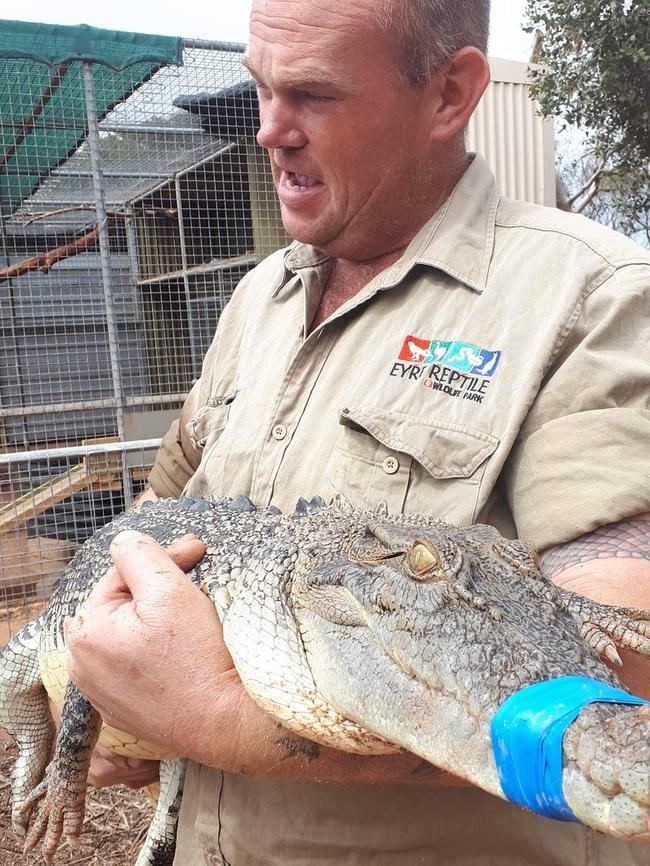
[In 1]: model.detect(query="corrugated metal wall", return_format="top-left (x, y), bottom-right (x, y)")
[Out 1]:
top-left (469, 58), bottom-right (556, 206)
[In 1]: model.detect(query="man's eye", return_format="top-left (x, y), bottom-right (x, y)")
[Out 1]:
top-left (301, 92), bottom-right (334, 103)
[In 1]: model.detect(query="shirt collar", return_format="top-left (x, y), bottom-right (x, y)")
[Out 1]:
top-left (272, 153), bottom-right (499, 298)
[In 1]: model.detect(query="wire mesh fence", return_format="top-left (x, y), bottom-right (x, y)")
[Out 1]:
top-left (0, 31), bottom-right (288, 633)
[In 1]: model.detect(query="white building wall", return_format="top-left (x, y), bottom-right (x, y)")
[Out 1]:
top-left (468, 58), bottom-right (556, 206)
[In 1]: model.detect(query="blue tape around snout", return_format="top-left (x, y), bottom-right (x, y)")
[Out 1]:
top-left (491, 676), bottom-right (648, 822)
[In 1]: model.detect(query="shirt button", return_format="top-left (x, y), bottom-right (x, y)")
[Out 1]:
top-left (208, 854), bottom-right (221, 866)
top-left (382, 455), bottom-right (399, 475)
top-left (272, 424), bottom-right (287, 441)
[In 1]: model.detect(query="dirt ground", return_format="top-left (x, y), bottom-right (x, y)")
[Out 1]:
top-left (0, 601), bottom-right (45, 646)
top-left (0, 729), bottom-right (153, 865)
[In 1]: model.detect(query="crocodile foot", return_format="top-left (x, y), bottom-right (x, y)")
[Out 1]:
top-left (560, 592), bottom-right (650, 666)
top-left (18, 763), bottom-right (86, 862)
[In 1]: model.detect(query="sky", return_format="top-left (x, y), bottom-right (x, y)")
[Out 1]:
top-left (5, 1), bottom-right (535, 63)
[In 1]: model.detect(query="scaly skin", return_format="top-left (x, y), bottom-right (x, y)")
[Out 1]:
top-left (291, 517), bottom-right (650, 841)
top-left (1, 495), bottom-right (650, 862)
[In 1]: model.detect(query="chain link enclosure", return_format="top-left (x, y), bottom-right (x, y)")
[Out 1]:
top-left (0, 24), bottom-right (288, 629)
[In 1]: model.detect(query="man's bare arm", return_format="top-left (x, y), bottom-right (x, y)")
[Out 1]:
top-left (540, 512), bottom-right (650, 699)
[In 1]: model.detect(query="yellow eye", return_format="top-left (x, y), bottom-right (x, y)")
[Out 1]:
top-left (408, 543), bottom-right (440, 577)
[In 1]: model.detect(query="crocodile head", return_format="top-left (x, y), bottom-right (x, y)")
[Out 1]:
top-left (292, 517), bottom-right (650, 841)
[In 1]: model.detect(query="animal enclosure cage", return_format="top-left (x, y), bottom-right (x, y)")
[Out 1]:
top-left (0, 22), bottom-right (289, 622)
top-left (0, 21), bottom-right (555, 633)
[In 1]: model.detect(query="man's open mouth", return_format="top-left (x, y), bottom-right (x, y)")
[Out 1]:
top-left (285, 171), bottom-right (323, 190)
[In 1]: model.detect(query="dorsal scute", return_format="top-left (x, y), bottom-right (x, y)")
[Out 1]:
top-left (227, 496), bottom-right (257, 513)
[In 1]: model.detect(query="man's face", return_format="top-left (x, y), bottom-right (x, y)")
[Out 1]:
top-left (246, 0), bottom-right (443, 261)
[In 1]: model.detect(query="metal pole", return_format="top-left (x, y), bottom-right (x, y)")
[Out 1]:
top-left (0, 213), bottom-right (27, 447)
top-left (182, 38), bottom-right (247, 53)
top-left (124, 213), bottom-right (143, 321)
top-left (175, 175), bottom-right (199, 376)
top-left (0, 438), bottom-right (163, 466)
top-left (83, 61), bottom-right (133, 506)
top-left (0, 393), bottom-right (190, 419)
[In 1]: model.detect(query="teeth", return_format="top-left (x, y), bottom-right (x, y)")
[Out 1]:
top-left (286, 173), bottom-right (318, 190)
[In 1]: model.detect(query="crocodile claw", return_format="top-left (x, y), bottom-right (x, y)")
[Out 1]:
top-left (561, 591), bottom-right (650, 666)
top-left (21, 766), bottom-right (86, 862)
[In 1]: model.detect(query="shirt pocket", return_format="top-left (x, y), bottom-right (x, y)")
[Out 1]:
top-left (325, 405), bottom-right (499, 523)
top-left (186, 390), bottom-right (237, 453)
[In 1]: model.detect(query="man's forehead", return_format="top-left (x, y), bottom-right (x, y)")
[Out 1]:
top-left (249, 0), bottom-right (382, 41)
top-left (247, 0), bottom-right (389, 87)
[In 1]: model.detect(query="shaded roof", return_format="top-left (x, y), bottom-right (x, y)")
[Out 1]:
top-left (174, 81), bottom-right (260, 138)
top-left (0, 19), bottom-right (183, 216)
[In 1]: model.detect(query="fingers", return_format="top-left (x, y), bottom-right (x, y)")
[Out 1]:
top-left (108, 531), bottom-right (206, 598)
top-left (165, 534), bottom-right (208, 572)
top-left (88, 746), bottom-right (160, 789)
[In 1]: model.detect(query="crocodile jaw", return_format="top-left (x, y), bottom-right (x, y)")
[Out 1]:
top-left (296, 604), bottom-right (503, 797)
top-left (293, 556), bottom-right (650, 839)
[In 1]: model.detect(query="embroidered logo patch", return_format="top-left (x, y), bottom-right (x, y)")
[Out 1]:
top-left (390, 335), bottom-right (502, 405)
top-left (398, 335), bottom-right (431, 363)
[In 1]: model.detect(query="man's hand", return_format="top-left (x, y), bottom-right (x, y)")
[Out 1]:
top-left (64, 531), bottom-right (231, 759)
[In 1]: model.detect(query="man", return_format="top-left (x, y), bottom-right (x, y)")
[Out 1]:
top-left (66, 0), bottom-right (650, 863)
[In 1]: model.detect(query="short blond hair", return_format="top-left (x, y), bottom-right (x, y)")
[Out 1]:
top-left (379, 0), bottom-right (491, 87)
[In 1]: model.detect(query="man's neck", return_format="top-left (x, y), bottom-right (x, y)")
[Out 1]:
top-left (310, 248), bottom-right (405, 332)
top-left (308, 149), bottom-right (472, 332)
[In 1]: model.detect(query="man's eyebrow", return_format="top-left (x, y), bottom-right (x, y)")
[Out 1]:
top-left (241, 55), bottom-right (351, 90)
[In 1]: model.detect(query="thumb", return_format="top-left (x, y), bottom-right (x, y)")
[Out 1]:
top-left (109, 530), bottom-right (206, 599)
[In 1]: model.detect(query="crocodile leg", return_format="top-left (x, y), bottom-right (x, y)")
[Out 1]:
top-left (558, 590), bottom-right (650, 666)
top-left (0, 614), bottom-right (56, 836)
top-left (21, 679), bottom-right (101, 862)
top-left (135, 758), bottom-right (186, 866)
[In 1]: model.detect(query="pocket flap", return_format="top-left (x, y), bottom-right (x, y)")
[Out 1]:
top-left (339, 406), bottom-right (498, 479)
top-left (187, 391), bottom-right (237, 450)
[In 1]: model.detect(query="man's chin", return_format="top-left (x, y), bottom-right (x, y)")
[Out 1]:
top-left (281, 216), bottom-right (335, 251)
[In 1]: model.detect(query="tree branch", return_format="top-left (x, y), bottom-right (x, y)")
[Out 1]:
top-left (0, 228), bottom-right (99, 284)
top-left (566, 157), bottom-right (609, 207)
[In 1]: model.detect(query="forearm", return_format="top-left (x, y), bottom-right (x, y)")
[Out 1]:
top-left (541, 512), bottom-right (650, 699)
top-left (183, 674), bottom-right (463, 787)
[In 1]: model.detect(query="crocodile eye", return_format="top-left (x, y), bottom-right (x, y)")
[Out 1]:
top-left (408, 543), bottom-right (441, 578)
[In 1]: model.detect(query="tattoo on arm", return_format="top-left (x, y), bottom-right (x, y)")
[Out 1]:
top-left (541, 515), bottom-right (650, 580)
top-left (275, 733), bottom-right (321, 762)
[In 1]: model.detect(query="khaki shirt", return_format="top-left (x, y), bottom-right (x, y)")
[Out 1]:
top-left (149, 155), bottom-right (650, 865)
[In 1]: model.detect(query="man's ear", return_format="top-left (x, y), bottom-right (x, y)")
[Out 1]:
top-left (428, 47), bottom-right (490, 144)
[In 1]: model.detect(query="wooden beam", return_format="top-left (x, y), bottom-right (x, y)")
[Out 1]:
top-left (0, 463), bottom-right (91, 533)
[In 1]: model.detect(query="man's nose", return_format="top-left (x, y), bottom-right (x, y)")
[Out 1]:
top-left (256, 96), bottom-right (307, 150)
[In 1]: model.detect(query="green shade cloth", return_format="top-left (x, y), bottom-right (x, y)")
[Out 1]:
top-left (0, 20), bottom-right (183, 215)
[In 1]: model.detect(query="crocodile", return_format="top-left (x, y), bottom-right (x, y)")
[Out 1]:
top-left (2, 494), bottom-right (650, 864)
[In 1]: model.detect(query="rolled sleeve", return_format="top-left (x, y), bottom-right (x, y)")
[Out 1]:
top-left (147, 264), bottom-right (260, 499)
top-left (503, 264), bottom-right (650, 550)
top-left (148, 381), bottom-right (203, 498)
